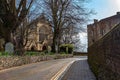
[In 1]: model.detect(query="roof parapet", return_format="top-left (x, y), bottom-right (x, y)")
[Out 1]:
top-left (94, 19), bottom-right (98, 23)
top-left (117, 12), bottom-right (120, 15)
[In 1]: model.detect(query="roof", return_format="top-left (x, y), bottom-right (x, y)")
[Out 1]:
top-left (87, 12), bottom-right (120, 27)
top-left (100, 14), bottom-right (120, 22)
top-left (29, 14), bottom-right (52, 28)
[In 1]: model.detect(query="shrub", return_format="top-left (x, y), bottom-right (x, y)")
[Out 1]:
top-left (59, 44), bottom-right (74, 54)
top-left (43, 50), bottom-right (48, 54)
top-left (25, 51), bottom-right (50, 56)
top-left (26, 51), bottom-right (40, 56)
top-left (47, 52), bottom-right (55, 55)
top-left (40, 52), bottom-right (45, 56)
top-left (0, 52), bottom-right (2, 56)
top-left (59, 52), bottom-right (66, 54)
top-left (47, 46), bottom-right (52, 53)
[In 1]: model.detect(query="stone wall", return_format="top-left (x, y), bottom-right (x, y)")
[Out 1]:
top-left (88, 12), bottom-right (120, 46)
top-left (0, 54), bottom-right (73, 70)
top-left (88, 23), bottom-right (120, 80)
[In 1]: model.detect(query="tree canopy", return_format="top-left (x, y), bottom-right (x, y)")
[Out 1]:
top-left (38, 0), bottom-right (92, 52)
top-left (0, 0), bottom-right (34, 42)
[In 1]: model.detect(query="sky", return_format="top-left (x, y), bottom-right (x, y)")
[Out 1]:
top-left (79, 0), bottom-right (120, 52)
top-left (87, 0), bottom-right (120, 20)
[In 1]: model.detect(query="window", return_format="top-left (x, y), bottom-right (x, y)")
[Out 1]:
top-left (39, 29), bottom-right (47, 43)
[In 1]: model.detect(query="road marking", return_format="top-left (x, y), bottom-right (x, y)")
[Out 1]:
top-left (50, 60), bottom-right (75, 80)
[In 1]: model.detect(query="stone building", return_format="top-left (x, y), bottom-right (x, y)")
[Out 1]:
top-left (25, 15), bottom-right (53, 51)
top-left (0, 15), bottom-right (53, 51)
top-left (87, 12), bottom-right (120, 46)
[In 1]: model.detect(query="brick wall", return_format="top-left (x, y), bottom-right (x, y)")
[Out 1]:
top-left (88, 23), bottom-right (120, 80)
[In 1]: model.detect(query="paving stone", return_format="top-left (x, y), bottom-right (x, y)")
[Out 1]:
top-left (62, 59), bottom-right (96, 80)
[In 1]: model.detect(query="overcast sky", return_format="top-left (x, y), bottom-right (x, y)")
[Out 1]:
top-left (80, 0), bottom-right (120, 52)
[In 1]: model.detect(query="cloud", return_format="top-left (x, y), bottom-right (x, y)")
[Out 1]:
top-left (108, 0), bottom-right (120, 11)
top-left (79, 32), bottom-right (87, 44)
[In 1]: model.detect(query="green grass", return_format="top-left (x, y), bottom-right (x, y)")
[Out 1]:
top-left (0, 52), bottom-right (14, 57)
top-left (0, 51), bottom-right (72, 57)
top-left (25, 51), bottom-right (56, 56)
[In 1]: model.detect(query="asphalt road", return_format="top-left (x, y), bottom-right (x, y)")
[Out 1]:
top-left (0, 58), bottom-right (77, 80)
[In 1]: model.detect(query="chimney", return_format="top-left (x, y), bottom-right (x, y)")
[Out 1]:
top-left (117, 12), bottom-right (120, 15)
top-left (94, 19), bottom-right (98, 23)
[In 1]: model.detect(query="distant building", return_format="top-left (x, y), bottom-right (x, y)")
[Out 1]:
top-left (87, 12), bottom-right (120, 46)
top-left (25, 15), bottom-right (53, 51)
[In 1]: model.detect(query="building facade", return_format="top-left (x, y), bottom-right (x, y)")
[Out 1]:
top-left (0, 15), bottom-right (53, 51)
top-left (25, 16), bottom-right (53, 51)
top-left (87, 12), bottom-right (120, 46)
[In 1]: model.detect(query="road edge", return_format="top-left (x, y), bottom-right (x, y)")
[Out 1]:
top-left (50, 60), bottom-right (75, 80)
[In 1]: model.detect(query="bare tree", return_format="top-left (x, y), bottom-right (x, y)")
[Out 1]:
top-left (13, 18), bottom-right (33, 55)
top-left (39, 0), bottom-right (91, 53)
top-left (61, 25), bottom-right (79, 44)
top-left (0, 0), bottom-right (34, 43)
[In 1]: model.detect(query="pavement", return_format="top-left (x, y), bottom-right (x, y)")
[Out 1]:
top-left (0, 56), bottom-right (96, 80)
top-left (61, 56), bottom-right (96, 80)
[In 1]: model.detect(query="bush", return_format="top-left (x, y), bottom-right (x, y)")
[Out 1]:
top-left (40, 52), bottom-right (45, 56)
top-left (47, 46), bottom-right (52, 53)
top-left (59, 44), bottom-right (74, 54)
top-left (47, 52), bottom-right (55, 55)
top-left (24, 51), bottom-right (53, 56)
top-left (59, 52), bottom-right (66, 54)
top-left (26, 51), bottom-right (40, 56)
top-left (43, 50), bottom-right (48, 54)
top-left (0, 52), bottom-right (2, 56)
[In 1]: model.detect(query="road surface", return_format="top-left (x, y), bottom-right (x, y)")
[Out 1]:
top-left (0, 56), bottom-right (96, 80)
top-left (0, 58), bottom-right (76, 80)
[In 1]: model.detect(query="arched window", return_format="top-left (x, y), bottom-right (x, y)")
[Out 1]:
top-left (39, 28), bottom-right (47, 43)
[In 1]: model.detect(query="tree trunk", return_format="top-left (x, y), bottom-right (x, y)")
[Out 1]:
top-left (58, 35), bottom-right (61, 53)
top-left (4, 31), bottom-right (11, 43)
top-left (52, 30), bottom-right (59, 53)
top-left (3, 29), bottom-right (13, 48)
top-left (16, 47), bottom-right (25, 56)
top-left (52, 35), bottom-right (57, 53)
top-left (14, 36), bottom-right (25, 56)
